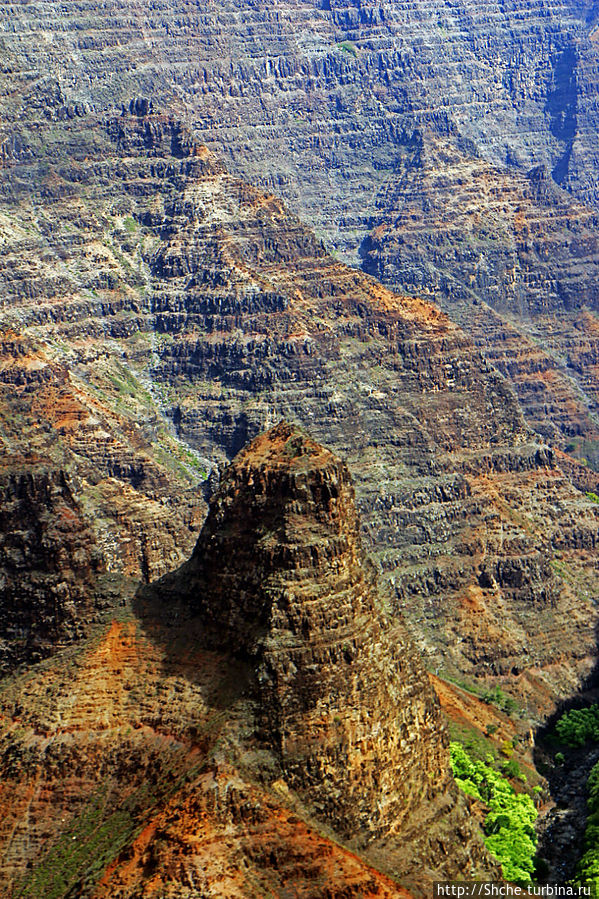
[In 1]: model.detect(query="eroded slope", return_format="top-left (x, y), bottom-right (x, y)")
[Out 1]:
top-left (0, 425), bottom-right (493, 897)
top-left (0, 101), bottom-right (598, 708)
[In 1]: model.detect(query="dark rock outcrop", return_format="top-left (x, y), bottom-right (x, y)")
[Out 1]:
top-left (0, 328), bottom-right (206, 671)
top-left (175, 421), bottom-right (494, 885)
top-left (0, 465), bottom-right (101, 670)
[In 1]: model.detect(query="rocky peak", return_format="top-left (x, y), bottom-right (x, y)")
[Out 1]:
top-left (188, 420), bottom-right (360, 655)
top-left (175, 422), bottom-right (491, 881)
top-left (0, 424), bottom-right (491, 895)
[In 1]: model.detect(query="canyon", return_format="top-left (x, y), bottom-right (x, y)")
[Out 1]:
top-left (1, 0), bottom-right (599, 891)
top-left (1, 98), bottom-right (597, 705)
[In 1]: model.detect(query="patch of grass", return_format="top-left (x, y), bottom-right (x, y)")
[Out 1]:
top-left (177, 444), bottom-right (208, 477)
top-left (435, 670), bottom-right (484, 698)
top-left (16, 753), bottom-right (210, 898)
top-left (448, 720), bottom-right (498, 765)
top-left (338, 40), bottom-right (357, 57)
top-left (15, 791), bottom-right (135, 899)
top-left (152, 431), bottom-right (207, 483)
top-left (104, 362), bottom-right (153, 407)
top-left (439, 674), bottom-right (521, 716)
top-left (481, 685), bottom-right (520, 717)
top-left (550, 558), bottom-right (574, 582)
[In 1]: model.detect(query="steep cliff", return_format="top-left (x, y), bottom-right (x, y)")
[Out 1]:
top-left (361, 132), bottom-right (599, 468)
top-left (0, 461), bottom-right (102, 671)
top-left (171, 424), bottom-right (487, 871)
top-left (0, 97), bottom-right (598, 707)
top-left (3, 0), bottom-right (599, 486)
top-left (2, 0), bottom-right (599, 255)
top-left (0, 425), bottom-right (492, 897)
top-left (0, 328), bottom-right (205, 671)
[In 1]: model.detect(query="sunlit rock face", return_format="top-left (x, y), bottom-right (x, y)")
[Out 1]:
top-left (0, 425), bottom-right (494, 897)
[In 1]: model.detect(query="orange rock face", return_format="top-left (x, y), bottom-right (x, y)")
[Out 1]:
top-left (0, 426), bottom-right (493, 897)
top-left (95, 769), bottom-right (414, 899)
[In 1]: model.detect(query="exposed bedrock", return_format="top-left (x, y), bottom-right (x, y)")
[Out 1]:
top-left (0, 104), bottom-right (597, 709)
top-left (152, 421), bottom-right (495, 889)
top-left (0, 424), bottom-right (496, 896)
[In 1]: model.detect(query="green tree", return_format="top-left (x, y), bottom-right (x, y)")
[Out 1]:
top-left (450, 743), bottom-right (537, 883)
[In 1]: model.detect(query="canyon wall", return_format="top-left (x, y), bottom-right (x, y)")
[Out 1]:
top-left (3, 0), bottom-right (599, 477)
top-left (0, 425), bottom-right (493, 896)
top-left (0, 96), bottom-right (597, 706)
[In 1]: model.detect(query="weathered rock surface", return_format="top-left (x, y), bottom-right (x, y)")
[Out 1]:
top-left (361, 132), bottom-right (599, 468)
top-left (0, 425), bottom-right (493, 896)
top-left (0, 98), bottom-right (597, 707)
top-left (0, 328), bottom-right (205, 671)
top-left (0, 461), bottom-right (101, 671)
top-left (0, 620), bottom-right (414, 898)
top-left (170, 424), bottom-right (488, 872)
top-left (1, 3), bottom-right (599, 881)
top-left (3, 0), bottom-right (599, 488)
top-left (2, 0), bottom-right (599, 256)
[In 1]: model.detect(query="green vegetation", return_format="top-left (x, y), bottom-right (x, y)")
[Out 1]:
top-left (448, 719), bottom-right (499, 767)
top-left (501, 756), bottom-right (527, 783)
top-left (152, 429), bottom-right (208, 483)
top-left (481, 684), bottom-right (519, 716)
top-left (338, 40), bottom-right (357, 57)
top-left (563, 437), bottom-right (599, 470)
top-left (437, 672), bottom-right (519, 713)
top-left (450, 742), bottom-right (538, 883)
top-left (586, 491), bottom-right (599, 504)
top-left (553, 704), bottom-right (599, 748)
top-left (576, 759), bottom-right (599, 884)
top-left (550, 558), bottom-right (577, 585)
top-left (551, 701), bottom-right (599, 885)
top-left (16, 794), bottom-right (136, 899)
top-left (107, 243), bottom-right (139, 281)
top-left (437, 670), bottom-right (482, 697)
top-left (107, 365), bottom-right (151, 403)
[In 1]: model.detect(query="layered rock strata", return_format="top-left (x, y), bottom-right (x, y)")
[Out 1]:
top-left (0, 425), bottom-right (493, 896)
top-left (0, 617), bottom-right (418, 898)
top-left (361, 133), bottom-right (599, 467)
top-left (0, 328), bottom-right (205, 671)
top-left (2, 0), bottom-right (599, 256)
top-left (3, 0), bottom-right (599, 489)
top-left (0, 99), bottom-right (597, 705)
top-left (0, 462), bottom-right (101, 670)
top-left (179, 423), bottom-right (460, 842)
